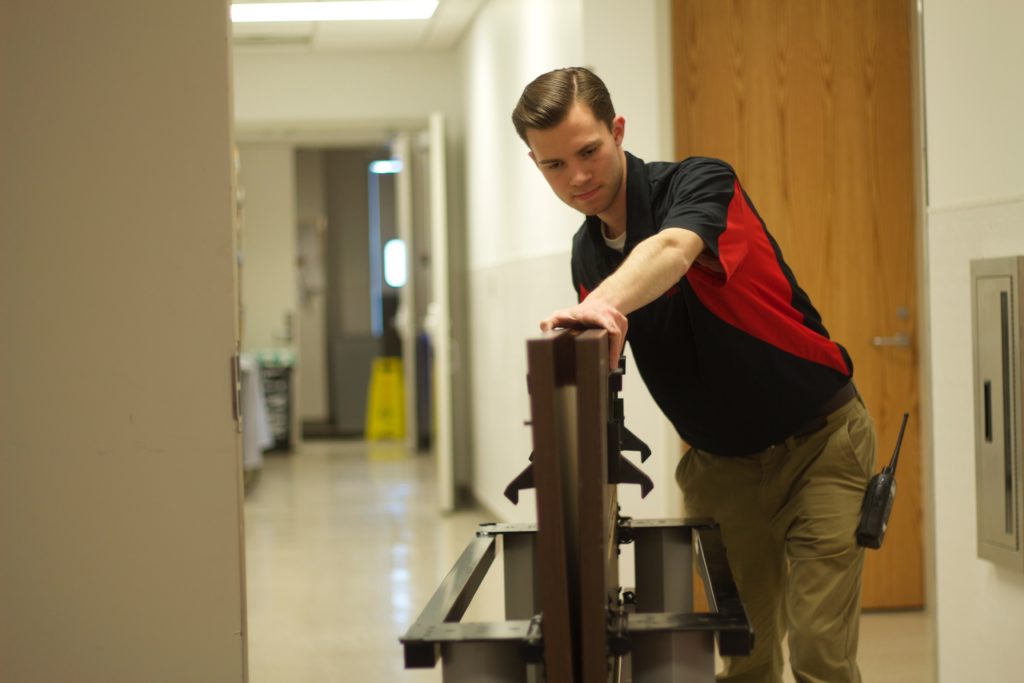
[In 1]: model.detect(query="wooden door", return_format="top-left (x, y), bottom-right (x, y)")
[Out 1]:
top-left (672, 0), bottom-right (922, 608)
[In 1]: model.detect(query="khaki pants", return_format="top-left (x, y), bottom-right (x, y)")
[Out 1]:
top-left (676, 396), bottom-right (876, 683)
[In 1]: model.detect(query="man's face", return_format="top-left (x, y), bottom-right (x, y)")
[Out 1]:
top-left (526, 102), bottom-right (626, 217)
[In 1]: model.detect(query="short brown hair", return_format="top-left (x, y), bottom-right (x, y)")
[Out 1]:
top-left (511, 67), bottom-right (616, 145)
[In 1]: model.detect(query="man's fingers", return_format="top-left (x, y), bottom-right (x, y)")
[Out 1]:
top-left (608, 314), bottom-right (628, 369)
top-left (540, 311), bottom-right (563, 330)
top-left (540, 311), bottom-right (578, 332)
top-left (610, 339), bottom-right (623, 369)
top-left (540, 303), bottom-right (628, 369)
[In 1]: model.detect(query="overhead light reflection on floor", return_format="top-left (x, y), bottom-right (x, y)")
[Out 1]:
top-left (368, 441), bottom-right (411, 462)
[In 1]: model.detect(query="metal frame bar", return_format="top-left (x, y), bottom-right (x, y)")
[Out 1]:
top-left (500, 525), bottom-right (541, 620)
top-left (401, 532), bottom-right (500, 669)
top-left (630, 519), bottom-right (704, 682)
top-left (495, 523), bottom-right (543, 683)
top-left (441, 640), bottom-right (529, 682)
top-left (692, 525), bottom-right (754, 656)
top-left (401, 520), bottom-right (752, 680)
top-left (624, 518), bottom-right (754, 655)
top-left (402, 329), bottom-right (752, 680)
top-left (401, 525), bottom-right (539, 683)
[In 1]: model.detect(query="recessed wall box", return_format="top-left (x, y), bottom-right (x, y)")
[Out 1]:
top-left (972, 257), bottom-right (1024, 570)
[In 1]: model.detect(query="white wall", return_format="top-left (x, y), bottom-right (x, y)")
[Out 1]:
top-left (296, 150), bottom-right (330, 421)
top-left (238, 144), bottom-right (299, 353)
top-left (462, 0), bottom-right (582, 522)
top-left (463, 0), bottom-right (583, 271)
top-left (0, 1), bottom-right (246, 680)
top-left (923, 1), bottom-right (1024, 206)
top-left (233, 50), bottom-right (461, 131)
top-left (461, 0), bottom-right (683, 523)
top-left (923, 1), bottom-right (1024, 680)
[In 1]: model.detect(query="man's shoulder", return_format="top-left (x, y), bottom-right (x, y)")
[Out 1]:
top-left (645, 156), bottom-right (735, 181)
top-left (644, 157), bottom-right (738, 208)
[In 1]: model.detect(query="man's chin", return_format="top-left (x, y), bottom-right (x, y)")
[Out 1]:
top-left (576, 199), bottom-right (610, 216)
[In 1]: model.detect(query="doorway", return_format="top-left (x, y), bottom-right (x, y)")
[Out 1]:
top-left (236, 116), bottom-right (457, 504)
top-left (295, 139), bottom-right (435, 452)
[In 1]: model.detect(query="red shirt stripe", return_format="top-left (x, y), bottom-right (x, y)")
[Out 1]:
top-left (685, 180), bottom-right (851, 375)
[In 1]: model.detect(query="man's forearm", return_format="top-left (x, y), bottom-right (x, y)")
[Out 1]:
top-left (587, 227), bottom-right (704, 315)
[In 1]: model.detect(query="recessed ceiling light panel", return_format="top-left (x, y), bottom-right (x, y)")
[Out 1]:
top-left (231, 1), bottom-right (439, 23)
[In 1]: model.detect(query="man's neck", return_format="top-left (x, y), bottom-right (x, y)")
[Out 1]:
top-left (597, 154), bottom-right (628, 238)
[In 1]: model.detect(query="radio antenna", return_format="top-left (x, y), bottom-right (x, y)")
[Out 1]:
top-left (886, 413), bottom-right (910, 474)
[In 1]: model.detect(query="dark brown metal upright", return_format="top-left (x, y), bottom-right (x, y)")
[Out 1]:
top-left (527, 330), bottom-right (578, 682)
top-left (573, 331), bottom-right (618, 683)
top-left (527, 329), bottom-right (617, 683)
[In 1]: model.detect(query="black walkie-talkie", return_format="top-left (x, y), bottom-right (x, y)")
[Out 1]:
top-left (856, 413), bottom-right (909, 549)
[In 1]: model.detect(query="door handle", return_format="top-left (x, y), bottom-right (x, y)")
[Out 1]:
top-left (871, 333), bottom-right (912, 347)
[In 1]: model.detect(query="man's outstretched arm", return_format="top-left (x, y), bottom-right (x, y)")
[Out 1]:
top-left (540, 227), bottom-right (706, 366)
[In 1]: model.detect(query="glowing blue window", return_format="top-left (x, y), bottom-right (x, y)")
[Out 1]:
top-left (369, 159), bottom-right (403, 174)
top-left (383, 239), bottom-right (407, 288)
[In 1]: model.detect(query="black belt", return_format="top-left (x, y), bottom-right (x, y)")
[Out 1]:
top-left (790, 382), bottom-right (859, 439)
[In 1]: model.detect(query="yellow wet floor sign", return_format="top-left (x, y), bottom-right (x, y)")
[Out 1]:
top-left (365, 356), bottom-right (404, 440)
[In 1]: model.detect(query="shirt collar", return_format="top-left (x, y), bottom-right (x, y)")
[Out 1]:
top-left (584, 151), bottom-right (655, 256)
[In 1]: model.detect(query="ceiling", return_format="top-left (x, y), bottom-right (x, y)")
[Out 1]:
top-left (231, 0), bottom-right (486, 52)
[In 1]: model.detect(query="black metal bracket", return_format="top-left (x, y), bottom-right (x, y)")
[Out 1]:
top-left (616, 507), bottom-right (634, 546)
top-left (521, 614), bottom-right (544, 663)
top-left (607, 359), bottom-right (654, 497)
top-left (504, 357), bottom-right (655, 504)
top-left (607, 603), bottom-right (631, 656)
top-left (503, 452), bottom-right (534, 504)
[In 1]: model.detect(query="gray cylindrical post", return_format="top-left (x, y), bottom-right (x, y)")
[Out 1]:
top-left (442, 642), bottom-right (528, 683)
top-left (631, 524), bottom-right (715, 682)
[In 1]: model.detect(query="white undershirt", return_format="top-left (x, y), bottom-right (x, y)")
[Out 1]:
top-left (601, 222), bottom-right (626, 253)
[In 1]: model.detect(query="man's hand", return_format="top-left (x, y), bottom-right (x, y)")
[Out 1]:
top-left (540, 297), bottom-right (628, 369)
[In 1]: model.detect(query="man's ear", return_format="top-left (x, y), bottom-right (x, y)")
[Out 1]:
top-left (612, 115), bottom-right (626, 146)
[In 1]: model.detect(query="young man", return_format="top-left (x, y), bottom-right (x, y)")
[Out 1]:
top-left (512, 66), bottom-right (876, 683)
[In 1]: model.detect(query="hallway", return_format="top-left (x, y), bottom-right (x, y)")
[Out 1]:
top-left (245, 441), bottom-right (491, 682)
top-left (244, 441), bottom-right (933, 682)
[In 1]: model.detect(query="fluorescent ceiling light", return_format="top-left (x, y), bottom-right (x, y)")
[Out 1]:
top-left (369, 159), bottom-right (404, 174)
top-left (231, 1), bottom-right (438, 23)
top-left (383, 239), bottom-right (407, 288)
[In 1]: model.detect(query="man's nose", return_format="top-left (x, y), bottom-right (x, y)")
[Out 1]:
top-left (569, 163), bottom-right (590, 187)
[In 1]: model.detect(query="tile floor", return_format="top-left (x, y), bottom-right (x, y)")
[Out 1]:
top-left (244, 440), bottom-right (934, 682)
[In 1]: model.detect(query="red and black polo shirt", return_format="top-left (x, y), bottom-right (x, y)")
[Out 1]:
top-left (570, 153), bottom-right (853, 456)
